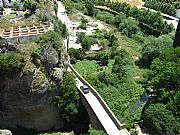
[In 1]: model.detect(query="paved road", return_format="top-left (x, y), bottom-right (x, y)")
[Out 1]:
top-left (57, 1), bottom-right (69, 27)
top-left (57, 1), bottom-right (130, 134)
top-left (76, 79), bottom-right (129, 135)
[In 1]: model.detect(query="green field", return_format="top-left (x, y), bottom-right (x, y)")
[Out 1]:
top-left (74, 59), bottom-right (115, 76)
top-left (74, 60), bottom-right (99, 76)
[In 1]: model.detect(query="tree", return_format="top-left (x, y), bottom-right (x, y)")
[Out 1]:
top-left (54, 4), bottom-right (58, 16)
top-left (144, 47), bottom-right (180, 102)
top-left (52, 17), bottom-right (68, 38)
top-left (69, 48), bottom-right (86, 60)
top-left (96, 51), bottom-right (109, 66)
top-left (24, 0), bottom-right (38, 14)
top-left (78, 22), bottom-right (87, 30)
top-left (168, 91), bottom-right (180, 118)
top-left (76, 32), bottom-right (85, 43)
top-left (63, 0), bottom-right (73, 13)
top-left (37, 31), bottom-right (63, 50)
top-left (31, 47), bottom-right (40, 61)
top-left (0, 52), bottom-right (24, 79)
top-left (85, 1), bottom-right (95, 16)
top-left (0, 6), bottom-right (3, 11)
top-left (53, 72), bottom-right (80, 127)
top-left (141, 35), bottom-right (173, 66)
top-left (70, 56), bottom-right (77, 64)
top-left (81, 35), bottom-right (91, 50)
top-left (144, 1), bottom-right (176, 16)
top-left (61, 23), bottom-right (68, 38)
top-left (143, 103), bottom-right (180, 135)
top-left (112, 49), bottom-right (132, 77)
top-left (90, 0), bottom-right (173, 34)
top-left (113, 13), bottom-right (127, 27)
top-left (78, 17), bottom-right (88, 30)
top-left (118, 18), bottom-right (140, 37)
top-left (173, 21), bottom-right (180, 48)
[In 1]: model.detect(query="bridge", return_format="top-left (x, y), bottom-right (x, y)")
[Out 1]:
top-left (57, 1), bottom-right (130, 135)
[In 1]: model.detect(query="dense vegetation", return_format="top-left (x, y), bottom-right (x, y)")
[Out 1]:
top-left (24, 0), bottom-right (178, 134)
top-left (37, 31), bottom-right (63, 51)
top-left (74, 31), bottom-right (145, 130)
top-left (142, 47), bottom-right (180, 134)
top-left (52, 16), bottom-right (68, 38)
top-left (68, 0), bottom-right (180, 134)
top-left (24, 0), bottom-right (38, 14)
top-left (0, 52), bottom-right (24, 79)
top-left (80, 0), bottom-right (174, 35)
top-left (141, 34), bottom-right (173, 66)
top-left (144, 0), bottom-right (180, 16)
top-left (144, 1), bottom-right (176, 16)
top-left (53, 72), bottom-right (80, 127)
top-left (53, 72), bottom-right (90, 134)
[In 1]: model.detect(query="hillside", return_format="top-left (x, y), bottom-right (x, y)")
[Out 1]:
top-left (111, 0), bottom-right (144, 6)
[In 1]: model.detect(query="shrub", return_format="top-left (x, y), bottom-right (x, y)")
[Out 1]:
top-left (0, 52), bottom-right (24, 79)
top-left (31, 47), bottom-right (40, 60)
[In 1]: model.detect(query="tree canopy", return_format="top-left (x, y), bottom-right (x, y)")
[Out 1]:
top-left (37, 31), bottom-right (63, 50)
top-left (144, 47), bottom-right (180, 102)
top-left (85, 1), bottom-right (95, 16)
top-left (0, 52), bottom-right (24, 79)
top-left (118, 18), bottom-right (140, 37)
top-left (143, 103), bottom-right (180, 135)
top-left (53, 72), bottom-right (80, 127)
top-left (141, 35), bottom-right (173, 66)
top-left (142, 47), bottom-right (180, 134)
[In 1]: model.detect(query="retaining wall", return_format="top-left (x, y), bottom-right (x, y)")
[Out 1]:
top-left (0, 35), bottom-right (40, 45)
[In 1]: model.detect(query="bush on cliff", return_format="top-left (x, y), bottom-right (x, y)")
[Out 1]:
top-left (0, 52), bottom-right (24, 79)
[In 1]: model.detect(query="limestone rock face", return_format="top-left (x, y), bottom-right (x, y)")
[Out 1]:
top-left (0, 47), bottom-right (65, 131)
top-left (40, 46), bottom-right (59, 76)
top-left (0, 73), bottom-right (63, 131)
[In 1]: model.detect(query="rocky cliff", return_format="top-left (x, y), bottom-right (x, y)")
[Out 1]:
top-left (0, 44), bottom-right (68, 131)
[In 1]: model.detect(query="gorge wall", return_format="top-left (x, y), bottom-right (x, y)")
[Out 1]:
top-left (0, 74), bottom-right (62, 131)
top-left (0, 46), bottom-right (66, 131)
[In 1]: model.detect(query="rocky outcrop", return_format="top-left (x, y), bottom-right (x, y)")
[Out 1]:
top-left (0, 46), bottom-right (67, 131)
top-left (0, 71), bottom-right (63, 131)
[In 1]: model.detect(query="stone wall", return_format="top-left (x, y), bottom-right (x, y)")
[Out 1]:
top-left (1, 35), bottom-right (40, 45)
top-left (80, 94), bottom-right (104, 130)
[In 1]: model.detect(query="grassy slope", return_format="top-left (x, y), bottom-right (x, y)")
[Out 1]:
top-left (74, 60), bottom-right (115, 77)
